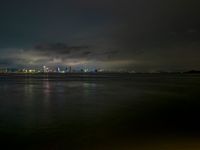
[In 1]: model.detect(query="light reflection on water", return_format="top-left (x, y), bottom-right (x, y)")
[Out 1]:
top-left (0, 75), bottom-right (200, 149)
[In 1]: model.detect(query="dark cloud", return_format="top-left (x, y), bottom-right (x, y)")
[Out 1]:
top-left (103, 50), bottom-right (119, 59)
top-left (0, 0), bottom-right (200, 71)
top-left (82, 51), bottom-right (92, 56)
top-left (34, 43), bottom-right (89, 55)
top-left (33, 42), bottom-right (121, 61)
top-left (109, 0), bottom-right (200, 50)
top-left (0, 59), bottom-right (12, 66)
top-left (0, 58), bottom-right (30, 68)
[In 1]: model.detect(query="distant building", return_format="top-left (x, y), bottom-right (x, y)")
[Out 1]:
top-left (43, 66), bottom-right (48, 73)
top-left (65, 67), bottom-right (68, 73)
top-left (69, 66), bottom-right (72, 73)
top-left (56, 67), bottom-right (61, 73)
top-left (0, 68), bottom-right (7, 73)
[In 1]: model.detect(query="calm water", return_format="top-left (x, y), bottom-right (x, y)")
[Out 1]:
top-left (0, 74), bottom-right (200, 149)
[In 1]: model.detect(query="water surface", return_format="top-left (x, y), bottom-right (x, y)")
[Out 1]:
top-left (0, 74), bottom-right (200, 149)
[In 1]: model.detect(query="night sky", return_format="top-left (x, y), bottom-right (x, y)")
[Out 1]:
top-left (0, 0), bottom-right (200, 71)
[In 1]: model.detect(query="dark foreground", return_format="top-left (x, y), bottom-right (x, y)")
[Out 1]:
top-left (0, 73), bottom-right (200, 149)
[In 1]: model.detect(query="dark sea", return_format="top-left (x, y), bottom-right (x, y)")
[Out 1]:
top-left (0, 73), bottom-right (200, 150)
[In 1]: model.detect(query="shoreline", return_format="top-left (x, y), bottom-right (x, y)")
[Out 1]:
top-left (0, 72), bottom-right (200, 80)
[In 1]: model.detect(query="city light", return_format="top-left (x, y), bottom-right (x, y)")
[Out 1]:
top-left (0, 66), bottom-right (108, 74)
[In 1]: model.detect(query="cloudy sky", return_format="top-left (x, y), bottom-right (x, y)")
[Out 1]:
top-left (0, 0), bottom-right (200, 71)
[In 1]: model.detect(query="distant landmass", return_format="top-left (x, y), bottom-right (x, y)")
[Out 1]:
top-left (184, 70), bottom-right (200, 74)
